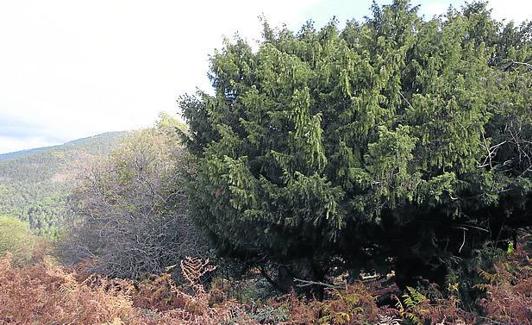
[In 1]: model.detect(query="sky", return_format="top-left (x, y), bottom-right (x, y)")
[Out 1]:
top-left (0, 0), bottom-right (530, 154)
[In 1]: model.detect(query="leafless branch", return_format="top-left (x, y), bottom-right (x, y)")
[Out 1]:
top-left (294, 278), bottom-right (343, 289)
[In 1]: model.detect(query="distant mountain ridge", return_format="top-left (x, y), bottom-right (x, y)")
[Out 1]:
top-left (0, 131), bottom-right (128, 237)
top-left (0, 131), bottom-right (127, 161)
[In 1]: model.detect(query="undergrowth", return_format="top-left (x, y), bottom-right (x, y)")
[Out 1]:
top-left (0, 239), bottom-right (530, 324)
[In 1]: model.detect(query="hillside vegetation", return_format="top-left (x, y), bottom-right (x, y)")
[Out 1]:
top-left (0, 131), bottom-right (127, 236)
top-left (0, 215), bottom-right (37, 264)
top-left (60, 116), bottom-right (206, 278)
top-left (0, 1), bottom-right (530, 324)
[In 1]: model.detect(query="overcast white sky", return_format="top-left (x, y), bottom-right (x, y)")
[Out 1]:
top-left (0, 0), bottom-right (530, 154)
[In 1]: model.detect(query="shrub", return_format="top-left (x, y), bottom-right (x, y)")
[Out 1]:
top-left (476, 244), bottom-right (532, 325)
top-left (60, 115), bottom-right (208, 279)
top-left (0, 215), bottom-right (37, 264)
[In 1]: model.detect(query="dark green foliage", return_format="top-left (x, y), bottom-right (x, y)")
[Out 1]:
top-left (0, 132), bottom-right (126, 237)
top-left (180, 0), bottom-right (531, 283)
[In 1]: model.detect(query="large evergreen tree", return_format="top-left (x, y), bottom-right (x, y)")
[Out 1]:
top-left (180, 0), bottom-right (531, 285)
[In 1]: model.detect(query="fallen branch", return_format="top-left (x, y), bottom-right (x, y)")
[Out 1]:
top-left (293, 278), bottom-right (343, 289)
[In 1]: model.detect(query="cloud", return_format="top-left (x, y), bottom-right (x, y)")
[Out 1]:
top-left (419, 0), bottom-right (531, 22)
top-left (0, 136), bottom-right (54, 154)
top-left (0, 113), bottom-right (68, 153)
top-left (489, 0), bottom-right (532, 23)
top-left (0, 0), bottom-right (319, 154)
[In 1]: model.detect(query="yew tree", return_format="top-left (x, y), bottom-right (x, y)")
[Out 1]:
top-left (180, 1), bottom-right (531, 282)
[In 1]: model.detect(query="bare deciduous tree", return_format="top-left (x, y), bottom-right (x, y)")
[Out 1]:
top-left (60, 121), bottom-right (207, 279)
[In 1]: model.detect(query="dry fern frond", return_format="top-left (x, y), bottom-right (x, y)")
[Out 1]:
top-left (180, 256), bottom-right (217, 288)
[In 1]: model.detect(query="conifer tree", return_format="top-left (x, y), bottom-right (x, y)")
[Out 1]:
top-left (180, 0), bottom-right (531, 283)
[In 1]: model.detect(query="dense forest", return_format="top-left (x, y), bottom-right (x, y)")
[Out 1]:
top-left (0, 1), bottom-right (530, 324)
top-left (0, 131), bottom-right (126, 237)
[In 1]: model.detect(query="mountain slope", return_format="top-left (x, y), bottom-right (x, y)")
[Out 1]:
top-left (0, 131), bottom-right (127, 237)
top-left (0, 132), bottom-right (126, 161)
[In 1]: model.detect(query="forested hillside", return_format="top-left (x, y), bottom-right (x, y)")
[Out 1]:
top-left (0, 131), bottom-right (127, 237)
